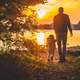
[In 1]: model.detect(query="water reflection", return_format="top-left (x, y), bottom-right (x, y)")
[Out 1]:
top-left (23, 30), bottom-right (80, 47)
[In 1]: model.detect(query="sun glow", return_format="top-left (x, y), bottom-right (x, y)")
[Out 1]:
top-left (22, 8), bottom-right (32, 16)
top-left (47, 0), bottom-right (56, 3)
top-left (22, 0), bottom-right (80, 24)
top-left (37, 9), bottom-right (46, 19)
top-left (37, 32), bottom-right (45, 45)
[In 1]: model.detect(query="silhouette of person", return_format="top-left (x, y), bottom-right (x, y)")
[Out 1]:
top-left (53, 7), bottom-right (73, 63)
top-left (47, 34), bottom-right (56, 63)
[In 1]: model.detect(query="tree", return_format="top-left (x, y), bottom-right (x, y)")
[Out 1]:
top-left (0, 0), bottom-right (46, 17)
top-left (0, 0), bottom-right (46, 19)
top-left (0, 0), bottom-right (47, 30)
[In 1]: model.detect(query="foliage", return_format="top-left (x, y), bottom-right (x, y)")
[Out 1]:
top-left (0, 48), bottom-right (80, 80)
top-left (0, 32), bottom-right (24, 54)
top-left (0, 0), bottom-right (46, 20)
top-left (0, 0), bottom-right (45, 32)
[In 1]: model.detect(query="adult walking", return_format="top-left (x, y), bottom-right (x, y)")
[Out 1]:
top-left (53, 7), bottom-right (73, 63)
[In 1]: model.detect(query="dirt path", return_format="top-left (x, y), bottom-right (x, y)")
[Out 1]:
top-left (38, 49), bottom-right (59, 63)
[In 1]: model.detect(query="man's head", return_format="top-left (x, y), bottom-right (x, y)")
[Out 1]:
top-left (58, 7), bottom-right (64, 14)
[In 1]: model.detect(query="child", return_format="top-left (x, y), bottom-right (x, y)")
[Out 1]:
top-left (47, 34), bottom-right (56, 63)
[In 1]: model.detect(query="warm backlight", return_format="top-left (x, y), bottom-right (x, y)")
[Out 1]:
top-left (37, 32), bottom-right (45, 45)
top-left (37, 9), bottom-right (46, 18)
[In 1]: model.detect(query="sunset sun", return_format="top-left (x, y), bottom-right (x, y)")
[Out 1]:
top-left (37, 9), bottom-right (46, 19)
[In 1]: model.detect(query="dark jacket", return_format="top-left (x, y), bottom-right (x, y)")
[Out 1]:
top-left (54, 13), bottom-right (72, 35)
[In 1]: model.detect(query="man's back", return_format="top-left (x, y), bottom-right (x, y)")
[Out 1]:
top-left (54, 13), bottom-right (70, 34)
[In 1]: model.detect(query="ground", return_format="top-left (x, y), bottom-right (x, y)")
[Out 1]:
top-left (0, 47), bottom-right (80, 80)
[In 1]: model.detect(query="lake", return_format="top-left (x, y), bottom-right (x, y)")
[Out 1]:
top-left (24, 30), bottom-right (80, 47)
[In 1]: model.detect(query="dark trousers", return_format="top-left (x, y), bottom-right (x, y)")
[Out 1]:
top-left (56, 34), bottom-right (67, 61)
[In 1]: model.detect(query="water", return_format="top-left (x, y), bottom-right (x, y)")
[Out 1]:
top-left (37, 30), bottom-right (80, 47)
top-left (23, 30), bottom-right (80, 47)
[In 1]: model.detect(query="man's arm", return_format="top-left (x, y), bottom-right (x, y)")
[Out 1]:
top-left (53, 16), bottom-right (56, 30)
top-left (67, 15), bottom-right (73, 36)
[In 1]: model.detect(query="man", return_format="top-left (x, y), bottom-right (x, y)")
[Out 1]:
top-left (53, 7), bottom-right (73, 63)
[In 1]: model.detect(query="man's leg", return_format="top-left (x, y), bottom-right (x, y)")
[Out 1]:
top-left (57, 35), bottom-right (63, 61)
top-left (62, 35), bottom-right (67, 61)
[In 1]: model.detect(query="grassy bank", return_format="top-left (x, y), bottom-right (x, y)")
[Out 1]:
top-left (0, 49), bottom-right (80, 80)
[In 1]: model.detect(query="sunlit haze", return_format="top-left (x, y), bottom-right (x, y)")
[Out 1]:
top-left (30, 0), bottom-right (80, 24)
top-left (37, 32), bottom-right (45, 45)
top-left (37, 9), bottom-right (46, 18)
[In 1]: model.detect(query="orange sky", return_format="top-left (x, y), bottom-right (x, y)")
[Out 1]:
top-left (30, 0), bottom-right (80, 24)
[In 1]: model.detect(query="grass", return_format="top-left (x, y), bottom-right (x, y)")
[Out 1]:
top-left (0, 50), bottom-right (80, 80)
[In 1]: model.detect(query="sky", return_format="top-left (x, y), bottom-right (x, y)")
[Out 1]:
top-left (30, 0), bottom-right (80, 24)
